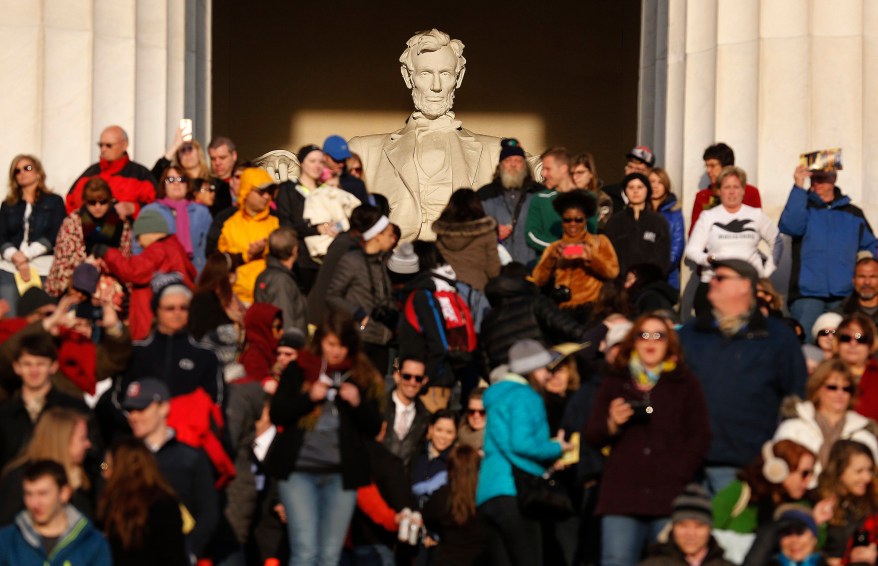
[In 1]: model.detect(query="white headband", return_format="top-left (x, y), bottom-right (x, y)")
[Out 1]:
top-left (362, 215), bottom-right (390, 241)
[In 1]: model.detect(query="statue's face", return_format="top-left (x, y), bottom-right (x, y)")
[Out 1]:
top-left (409, 46), bottom-right (459, 118)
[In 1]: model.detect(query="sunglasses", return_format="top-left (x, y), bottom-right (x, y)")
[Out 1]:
top-left (638, 331), bottom-right (668, 342)
top-left (14, 164), bottom-right (34, 174)
top-left (253, 187), bottom-right (274, 197)
top-left (838, 333), bottom-right (870, 345)
top-left (400, 373), bottom-right (426, 383)
top-left (824, 384), bottom-right (855, 394)
top-left (165, 176), bottom-right (188, 184)
top-left (199, 186), bottom-right (216, 193)
top-left (798, 468), bottom-right (814, 479)
top-left (817, 329), bottom-right (836, 337)
top-left (562, 217), bottom-right (586, 224)
top-left (350, 167), bottom-right (363, 174)
top-left (86, 199), bottom-right (111, 206)
top-left (467, 408), bottom-right (486, 417)
top-left (159, 305), bottom-right (189, 312)
top-left (179, 145), bottom-right (195, 154)
top-left (97, 142), bottom-right (115, 148)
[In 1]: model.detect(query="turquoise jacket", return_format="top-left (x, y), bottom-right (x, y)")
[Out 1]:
top-left (476, 374), bottom-right (563, 506)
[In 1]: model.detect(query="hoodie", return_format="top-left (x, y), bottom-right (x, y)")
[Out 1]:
top-left (0, 505), bottom-right (111, 566)
top-left (238, 302), bottom-right (282, 384)
top-left (432, 216), bottom-right (501, 291)
top-left (218, 168), bottom-right (280, 304)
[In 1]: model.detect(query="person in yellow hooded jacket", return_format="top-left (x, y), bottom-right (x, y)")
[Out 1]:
top-left (218, 168), bottom-right (279, 304)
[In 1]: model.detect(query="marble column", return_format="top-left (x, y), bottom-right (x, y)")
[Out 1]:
top-left (0, 0), bottom-right (211, 200)
top-left (640, 0), bottom-right (877, 226)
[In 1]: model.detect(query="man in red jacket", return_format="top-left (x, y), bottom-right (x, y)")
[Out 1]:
top-left (93, 210), bottom-right (196, 340)
top-left (66, 125), bottom-right (157, 219)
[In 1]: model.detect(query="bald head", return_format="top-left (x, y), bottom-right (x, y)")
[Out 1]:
top-left (99, 125), bottom-right (129, 162)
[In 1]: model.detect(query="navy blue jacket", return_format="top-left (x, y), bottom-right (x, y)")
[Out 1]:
top-left (677, 310), bottom-right (807, 467)
top-left (779, 185), bottom-right (877, 301)
top-left (0, 193), bottom-right (66, 257)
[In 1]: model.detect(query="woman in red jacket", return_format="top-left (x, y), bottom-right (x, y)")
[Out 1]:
top-left (585, 314), bottom-right (711, 566)
top-left (836, 313), bottom-right (878, 422)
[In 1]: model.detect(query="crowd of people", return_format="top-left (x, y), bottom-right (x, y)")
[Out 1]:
top-left (1, 123), bottom-right (878, 566)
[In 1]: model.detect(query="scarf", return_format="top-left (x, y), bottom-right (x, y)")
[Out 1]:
top-left (158, 199), bottom-right (193, 254)
top-left (629, 352), bottom-right (676, 391)
top-left (295, 349), bottom-right (355, 431)
top-left (814, 411), bottom-right (846, 468)
top-left (79, 206), bottom-right (123, 253)
top-left (713, 309), bottom-right (751, 337)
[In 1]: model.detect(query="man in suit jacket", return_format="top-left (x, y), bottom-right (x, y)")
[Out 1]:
top-left (349, 29), bottom-right (502, 242)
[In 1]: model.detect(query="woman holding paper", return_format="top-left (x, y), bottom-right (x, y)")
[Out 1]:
top-left (0, 155), bottom-right (66, 313)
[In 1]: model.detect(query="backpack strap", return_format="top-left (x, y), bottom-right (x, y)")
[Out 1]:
top-left (730, 482), bottom-right (751, 519)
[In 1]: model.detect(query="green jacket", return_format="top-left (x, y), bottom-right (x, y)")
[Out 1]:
top-left (524, 189), bottom-right (561, 253)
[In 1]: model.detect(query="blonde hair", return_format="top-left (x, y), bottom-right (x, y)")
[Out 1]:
top-left (174, 139), bottom-right (210, 181)
top-left (6, 154), bottom-right (51, 204)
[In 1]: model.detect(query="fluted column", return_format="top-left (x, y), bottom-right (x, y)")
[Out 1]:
top-left (0, 0), bottom-right (211, 200)
top-left (640, 0), bottom-right (877, 226)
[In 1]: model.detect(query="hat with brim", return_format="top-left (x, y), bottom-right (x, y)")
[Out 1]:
top-left (508, 339), bottom-right (559, 375)
top-left (547, 342), bottom-right (589, 370)
top-left (710, 258), bottom-right (759, 290)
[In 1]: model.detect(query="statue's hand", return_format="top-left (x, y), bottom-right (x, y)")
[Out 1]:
top-left (252, 150), bottom-right (300, 182)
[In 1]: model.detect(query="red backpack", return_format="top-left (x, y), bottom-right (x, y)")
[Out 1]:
top-left (404, 288), bottom-right (477, 366)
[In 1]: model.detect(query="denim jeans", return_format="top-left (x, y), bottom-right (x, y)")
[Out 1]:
top-left (600, 515), bottom-right (668, 566)
top-left (703, 465), bottom-right (740, 497)
top-left (790, 297), bottom-right (843, 343)
top-left (278, 471), bottom-right (357, 566)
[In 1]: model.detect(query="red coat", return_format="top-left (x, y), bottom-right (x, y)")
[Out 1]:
top-left (855, 357), bottom-right (878, 422)
top-left (66, 153), bottom-right (156, 216)
top-left (104, 235), bottom-right (197, 340)
top-left (688, 184), bottom-right (762, 235)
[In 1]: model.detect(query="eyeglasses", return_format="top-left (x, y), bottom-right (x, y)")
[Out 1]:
top-left (198, 186), bottom-right (216, 193)
top-left (400, 373), bottom-right (426, 383)
top-left (562, 217), bottom-right (585, 224)
top-left (97, 142), bottom-right (115, 148)
top-left (86, 199), bottom-right (111, 206)
top-left (638, 331), bottom-right (668, 342)
top-left (165, 176), bottom-right (188, 184)
top-left (824, 383), bottom-right (855, 394)
top-left (713, 274), bottom-right (745, 283)
top-left (817, 329), bottom-right (836, 337)
top-left (467, 408), bottom-right (486, 417)
top-left (14, 164), bottom-right (34, 174)
top-left (159, 305), bottom-right (189, 312)
top-left (838, 333), bottom-right (870, 345)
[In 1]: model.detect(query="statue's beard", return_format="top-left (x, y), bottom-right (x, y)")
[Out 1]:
top-left (500, 167), bottom-right (528, 190)
top-left (412, 89), bottom-right (455, 119)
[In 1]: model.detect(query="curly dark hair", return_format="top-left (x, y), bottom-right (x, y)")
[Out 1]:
top-left (552, 189), bottom-right (597, 218)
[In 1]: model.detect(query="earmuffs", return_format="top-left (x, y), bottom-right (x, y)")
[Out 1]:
top-left (762, 440), bottom-right (789, 484)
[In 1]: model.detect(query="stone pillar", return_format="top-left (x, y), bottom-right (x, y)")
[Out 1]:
top-left (640, 0), bottom-right (877, 226)
top-left (0, 0), bottom-right (211, 200)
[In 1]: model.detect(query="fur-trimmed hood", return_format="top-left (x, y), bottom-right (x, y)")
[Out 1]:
top-left (431, 217), bottom-right (497, 252)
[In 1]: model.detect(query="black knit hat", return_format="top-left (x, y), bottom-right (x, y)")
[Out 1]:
top-left (499, 138), bottom-right (526, 161)
top-left (622, 172), bottom-right (653, 201)
top-left (296, 144), bottom-right (322, 164)
top-left (671, 484), bottom-right (712, 526)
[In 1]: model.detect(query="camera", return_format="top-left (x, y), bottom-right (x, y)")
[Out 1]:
top-left (370, 304), bottom-right (399, 329)
top-left (628, 401), bottom-right (653, 422)
top-left (550, 285), bottom-right (571, 305)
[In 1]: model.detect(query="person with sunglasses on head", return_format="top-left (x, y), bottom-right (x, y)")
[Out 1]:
top-left (218, 167), bottom-right (280, 305)
top-left (66, 125), bottom-right (156, 219)
top-left (151, 127), bottom-right (219, 211)
top-left (834, 313), bottom-right (878, 424)
top-left (381, 356), bottom-right (431, 470)
top-left (531, 189), bottom-right (619, 320)
top-left (585, 314), bottom-right (711, 566)
top-left (678, 259), bottom-right (807, 496)
top-left (137, 165), bottom-right (212, 273)
top-left (1, 155), bottom-right (66, 314)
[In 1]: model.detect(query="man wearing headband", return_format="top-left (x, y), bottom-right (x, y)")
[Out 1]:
top-left (349, 29), bottom-right (516, 242)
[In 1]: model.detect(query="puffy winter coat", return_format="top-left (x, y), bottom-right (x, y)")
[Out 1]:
top-left (656, 194), bottom-right (685, 289)
top-left (326, 249), bottom-right (394, 346)
top-left (432, 217), bottom-right (501, 291)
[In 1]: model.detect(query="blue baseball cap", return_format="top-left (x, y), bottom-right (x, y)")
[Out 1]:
top-left (323, 135), bottom-right (351, 161)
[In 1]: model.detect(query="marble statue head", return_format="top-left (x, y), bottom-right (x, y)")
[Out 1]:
top-left (399, 29), bottom-right (466, 119)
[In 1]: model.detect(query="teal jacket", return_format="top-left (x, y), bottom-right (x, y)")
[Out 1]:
top-left (0, 506), bottom-right (112, 566)
top-left (476, 374), bottom-right (563, 505)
